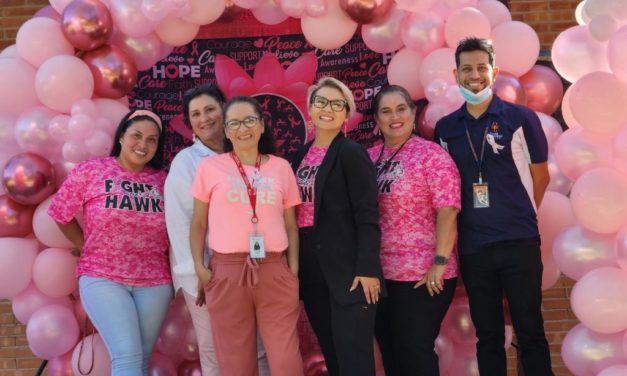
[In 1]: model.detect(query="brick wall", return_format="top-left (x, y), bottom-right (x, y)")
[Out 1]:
top-left (0, 0), bottom-right (580, 375)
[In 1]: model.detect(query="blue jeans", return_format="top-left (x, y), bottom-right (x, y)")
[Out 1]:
top-left (79, 276), bottom-right (173, 376)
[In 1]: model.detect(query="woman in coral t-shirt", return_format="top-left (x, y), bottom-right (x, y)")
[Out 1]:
top-left (190, 96), bottom-right (303, 376)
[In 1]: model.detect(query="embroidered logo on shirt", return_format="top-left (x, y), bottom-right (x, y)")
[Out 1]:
top-left (486, 122), bottom-right (505, 154)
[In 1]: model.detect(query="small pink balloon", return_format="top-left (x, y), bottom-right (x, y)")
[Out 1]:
top-left (110, 0), bottom-right (157, 37)
top-left (68, 114), bottom-right (96, 140)
top-left (32, 196), bottom-right (75, 248)
top-left (0, 114), bottom-right (16, 145)
top-left (570, 167), bottom-right (627, 234)
top-left (419, 47), bottom-right (456, 88)
top-left (425, 100), bottom-right (455, 131)
top-left (178, 324), bottom-right (199, 360)
top-left (519, 65), bottom-right (564, 115)
top-left (608, 25), bottom-right (627, 83)
top-left (2, 153), bottom-right (56, 206)
top-left (33, 248), bottom-right (78, 298)
top-left (233, 0), bottom-right (263, 9)
top-left (83, 45), bottom-right (138, 99)
top-left (278, 0), bottom-right (306, 17)
top-left (177, 360), bottom-right (202, 376)
top-left (547, 154), bottom-right (572, 195)
top-left (444, 7), bottom-right (491, 48)
top-left (50, 0), bottom-right (75, 13)
top-left (361, 5), bottom-right (407, 54)
top-left (474, 0), bottom-right (511, 27)
top-left (155, 15), bottom-right (201, 47)
top-left (141, 0), bottom-right (170, 21)
top-left (441, 298), bottom-right (476, 345)
top-left (434, 335), bottom-right (455, 373)
top-left (491, 21), bottom-right (540, 77)
top-left (71, 99), bottom-right (98, 118)
top-left (541, 250), bottom-right (561, 290)
top-left (11, 282), bottom-right (73, 324)
top-left (339, 0), bottom-right (394, 24)
top-left (252, 0), bottom-right (289, 25)
top-left (615, 227), bottom-right (627, 272)
top-left (16, 17), bottom-right (75, 68)
top-left (445, 343), bottom-right (479, 376)
top-left (0, 237), bottom-right (38, 299)
top-left (425, 78), bottom-right (449, 103)
top-left (62, 140), bottom-right (90, 164)
top-left (553, 127), bottom-right (613, 181)
top-left (182, 0), bottom-right (226, 25)
top-left (71, 333), bottom-right (112, 376)
top-left (149, 352), bottom-right (177, 376)
top-left (36, 55), bottom-right (95, 113)
top-left (536, 112), bottom-right (563, 150)
top-left (562, 323), bottom-right (627, 375)
top-left (387, 48), bottom-right (425, 100)
top-left (401, 11), bottom-right (444, 57)
top-left (560, 85), bottom-right (580, 129)
top-left (492, 72), bottom-right (527, 105)
top-left (84, 130), bottom-right (113, 156)
top-left (551, 25), bottom-right (610, 83)
top-left (49, 115), bottom-right (72, 143)
top-left (394, 0), bottom-right (435, 12)
top-left (93, 98), bottom-right (130, 126)
top-left (0, 58), bottom-right (39, 116)
top-left (62, 0), bottom-right (114, 51)
top-left (0, 194), bottom-right (35, 238)
top-left (34, 5), bottom-right (63, 21)
top-left (599, 365), bottom-right (627, 376)
top-left (26, 304), bottom-right (80, 359)
top-left (156, 314), bottom-right (188, 355)
top-left (48, 350), bottom-right (74, 376)
top-left (301, 0), bottom-right (358, 50)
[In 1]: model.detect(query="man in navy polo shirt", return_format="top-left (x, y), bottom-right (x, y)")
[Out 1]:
top-left (434, 37), bottom-right (553, 375)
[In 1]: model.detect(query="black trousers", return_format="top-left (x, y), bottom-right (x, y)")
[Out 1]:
top-left (299, 228), bottom-right (377, 376)
top-left (374, 278), bottom-right (457, 376)
top-left (460, 237), bottom-right (553, 376)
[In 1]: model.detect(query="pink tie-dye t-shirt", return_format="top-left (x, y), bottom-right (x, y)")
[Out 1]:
top-left (295, 146), bottom-right (327, 228)
top-left (48, 157), bottom-right (171, 286)
top-left (368, 137), bottom-right (461, 281)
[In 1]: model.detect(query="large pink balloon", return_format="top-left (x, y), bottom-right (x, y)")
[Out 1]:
top-left (35, 5), bottom-right (63, 21)
top-left (608, 25), bottom-right (627, 83)
top-left (156, 313), bottom-right (188, 355)
top-left (62, 0), bottom-right (113, 51)
top-left (552, 224), bottom-right (618, 281)
top-left (155, 15), bottom-right (201, 47)
top-left (570, 167), bottom-right (627, 234)
top-left (0, 237), bottom-right (38, 299)
top-left (361, 5), bottom-right (407, 53)
top-left (401, 11), bottom-right (444, 57)
top-left (33, 248), bottom-right (78, 298)
top-left (71, 333), bottom-right (112, 376)
top-left (588, 14), bottom-right (618, 42)
top-left (2, 153), bottom-right (56, 206)
top-left (492, 72), bottom-right (526, 105)
top-left (419, 48), bottom-right (456, 88)
top-left (301, 0), bottom-right (358, 50)
top-left (491, 21), bottom-right (539, 77)
top-left (48, 350), bottom-right (74, 376)
top-left (16, 17), bottom-right (75, 68)
top-left (537, 191), bottom-right (576, 255)
top-left (616, 227), bottom-right (627, 277)
top-left (572, 267), bottom-right (627, 333)
top-left (27, 304), bottom-right (80, 359)
top-left (0, 194), bottom-right (35, 237)
top-left (553, 127), bottom-right (613, 181)
top-left (110, 0), bottom-right (157, 37)
top-left (11, 282), bottom-right (73, 324)
top-left (569, 71), bottom-right (627, 135)
top-left (0, 58), bottom-right (39, 116)
top-left (475, 0), bottom-right (511, 27)
top-left (599, 365), bottom-right (627, 376)
top-left (444, 7), bottom-right (490, 48)
top-left (541, 251), bottom-right (561, 290)
top-left (32, 196), bottom-right (76, 248)
top-left (441, 298), bottom-right (476, 345)
top-left (339, 0), bottom-right (394, 24)
top-left (536, 112), bottom-right (563, 150)
top-left (182, 0), bottom-right (226, 25)
top-left (251, 0), bottom-right (289, 26)
top-left (519, 65), bottom-right (564, 115)
top-left (551, 25), bottom-right (610, 83)
top-left (83, 45), bottom-right (138, 99)
top-left (562, 323), bottom-right (627, 375)
top-left (36, 55), bottom-right (95, 113)
top-left (560, 85), bottom-right (580, 129)
top-left (93, 98), bottom-right (131, 127)
top-left (387, 48), bottom-right (425, 100)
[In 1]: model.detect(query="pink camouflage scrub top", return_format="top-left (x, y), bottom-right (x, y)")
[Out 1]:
top-left (296, 145), bottom-right (328, 228)
top-left (48, 157), bottom-right (171, 286)
top-left (368, 136), bottom-right (462, 282)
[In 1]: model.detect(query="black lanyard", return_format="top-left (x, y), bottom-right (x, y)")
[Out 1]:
top-left (375, 136), bottom-right (412, 169)
top-left (464, 118), bottom-right (489, 183)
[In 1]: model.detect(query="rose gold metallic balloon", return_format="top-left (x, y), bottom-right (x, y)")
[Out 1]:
top-left (0, 194), bottom-right (35, 237)
top-left (2, 153), bottom-right (57, 206)
top-left (83, 45), bottom-right (138, 99)
top-left (339, 0), bottom-right (393, 24)
top-left (493, 72), bottom-right (527, 106)
top-left (62, 0), bottom-right (113, 51)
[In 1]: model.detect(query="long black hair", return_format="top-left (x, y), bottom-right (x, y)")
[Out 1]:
top-left (222, 96), bottom-right (276, 155)
top-left (109, 110), bottom-right (165, 170)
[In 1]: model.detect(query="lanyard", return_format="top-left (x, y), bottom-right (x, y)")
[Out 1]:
top-left (464, 118), bottom-right (489, 183)
top-left (375, 136), bottom-right (412, 168)
top-left (230, 152), bottom-right (261, 224)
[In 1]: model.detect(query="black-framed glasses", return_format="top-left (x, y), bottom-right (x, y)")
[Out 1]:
top-left (312, 95), bottom-right (347, 112)
top-left (224, 116), bottom-right (259, 130)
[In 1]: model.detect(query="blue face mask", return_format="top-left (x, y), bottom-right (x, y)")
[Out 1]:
top-left (458, 85), bottom-right (493, 105)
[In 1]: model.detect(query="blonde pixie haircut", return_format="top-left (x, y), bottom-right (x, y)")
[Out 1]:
top-left (307, 76), bottom-right (356, 119)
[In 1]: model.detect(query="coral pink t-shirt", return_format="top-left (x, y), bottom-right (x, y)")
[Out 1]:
top-left (368, 137), bottom-right (461, 281)
top-left (48, 157), bottom-right (171, 286)
top-left (295, 145), bottom-right (327, 228)
top-left (191, 153), bottom-right (301, 254)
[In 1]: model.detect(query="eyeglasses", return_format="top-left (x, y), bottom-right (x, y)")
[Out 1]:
top-left (377, 106), bottom-right (410, 119)
top-left (224, 116), bottom-right (259, 130)
top-left (312, 95), bottom-right (347, 112)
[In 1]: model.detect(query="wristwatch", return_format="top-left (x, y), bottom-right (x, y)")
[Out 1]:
top-left (434, 255), bottom-right (448, 265)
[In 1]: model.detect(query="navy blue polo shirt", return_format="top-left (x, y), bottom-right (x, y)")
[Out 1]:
top-left (434, 95), bottom-right (548, 255)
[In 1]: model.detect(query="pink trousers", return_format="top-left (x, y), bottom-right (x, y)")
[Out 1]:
top-left (205, 252), bottom-right (304, 376)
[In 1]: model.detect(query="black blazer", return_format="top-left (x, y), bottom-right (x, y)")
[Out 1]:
top-left (292, 133), bottom-right (384, 305)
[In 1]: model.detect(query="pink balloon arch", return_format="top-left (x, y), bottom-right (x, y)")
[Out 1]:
top-left (2, 0), bottom-right (627, 375)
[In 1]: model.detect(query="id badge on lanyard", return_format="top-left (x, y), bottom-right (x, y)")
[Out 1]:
top-left (465, 120), bottom-right (490, 209)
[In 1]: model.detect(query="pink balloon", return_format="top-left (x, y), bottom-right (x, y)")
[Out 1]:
top-left (387, 48), bottom-right (425, 100)
top-left (424, 101), bottom-right (455, 132)
top-left (70, 99), bottom-right (98, 119)
top-left (110, 0), bottom-right (157, 37)
top-left (84, 130), bottom-right (114, 157)
top-left (0, 44), bottom-right (19, 58)
top-left (16, 17), bottom-right (75, 68)
top-left (444, 7), bottom-right (491, 48)
top-left (560, 85), bottom-right (580, 129)
top-left (83, 45), bottom-right (138, 99)
top-left (111, 31), bottom-right (162, 71)
top-left (62, 140), bottom-right (89, 164)
top-left (589, 14), bottom-right (618, 41)
top-left (616, 227), bottom-right (627, 272)
top-left (71, 333), bottom-right (112, 376)
top-left (570, 168), bottom-right (627, 234)
top-left (608, 25), bottom-right (627, 83)
top-left (394, 0), bottom-right (435, 12)
top-left (614, 126), bottom-right (627, 170)
top-left (155, 15), bottom-right (201, 47)
top-left (62, 0), bottom-right (114, 51)
top-left (178, 324), bottom-right (199, 360)
top-left (434, 335), bottom-right (455, 373)
top-left (474, 0), bottom-right (511, 27)
top-left (15, 106), bottom-right (62, 157)
top-left (36, 55), bottom-right (95, 113)
top-left (492, 72), bottom-right (527, 105)
top-left (2, 153), bottom-right (57, 206)
top-left (49, 115), bottom-right (72, 142)
top-left (34, 5), bottom-right (63, 22)
top-left (181, 0), bottom-right (226, 25)
top-left (361, 5), bottom-right (407, 53)
top-left (538, 191), bottom-right (576, 254)
top-left (141, 0), bottom-right (171, 21)
top-left (301, 0), bottom-right (358, 50)
top-left (425, 78), bottom-right (449, 103)
top-left (0, 193), bottom-right (35, 238)
top-left (0, 58), bottom-right (39, 116)
top-left (599, 365), bottom-right (627, 376)
top-left (445, 343), bottom-right (479, 376)
top-left (401, 11), bottom-right (444, 57)
top-left (491, 21), bottom-right (539, 77)
top-left (50, 0), bottom-right (75, 13)
top-left (562, 323), bottom-right (627, 375)
top-left (48, 350), bottom-right (74, 376)
top-left (156, 314), bottom-right (188, 355)
top-left (177, 360), bottom-right (202, 376)
top-left (12, 282), bottom-right (73, 324)
top-left (339, 0), bottom-right (394, 24)
top-left (569, 71), bottom-right (627, 135)
top-left (149, 352), bottom-right (177, 376)
top-left (583, 0), bottom-right (627, 20)
top-left (519, 65), bottom-right (564, 115)
top-left (553, 224), bottom-right (618, 281)
top-left (536, 112), bottom-right (563, 150)
top-left (551, 25), bottom-right (610, 83)
top-left (32, 196), bottom-right (75, 248)
top-left (441, 298), bottom-right (476, 345)
top-left (553, 127), bottom-right (613, 181)
top-left (252, 0), bottom-right (289, 25)
top-left (26, 304), bottom-right (80, 359)
top-left (573, 267), bottom-right (627, 333)
top-left (68, 114), bottom-right (96, 140)
top-left (0, 237), bottom-right (38, 299)
top-left (541, 250), bottom-right (561, 290)
top-left (233, 0), bottom-right (263, 8)
top-left (93, 98), bottom-right (130, 127)
top-left (278, 0), bottom-right (306, 17)
top-left (305, 0), bottom-right (328, 17)
top-left (419, 48), bottom-right (456, 89)
top-left (33, 248), bottom-right (78, 298)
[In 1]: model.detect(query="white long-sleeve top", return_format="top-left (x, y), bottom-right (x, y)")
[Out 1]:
top-left (165, 138), bottom-right (219, 297)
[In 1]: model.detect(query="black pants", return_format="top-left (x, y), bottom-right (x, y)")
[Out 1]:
top-left (375, 278), bottom-right (457, 376)
top-left (299, 228), bottom-right (377, 376)
top-left (460, 238), bottom-right (553, 376)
